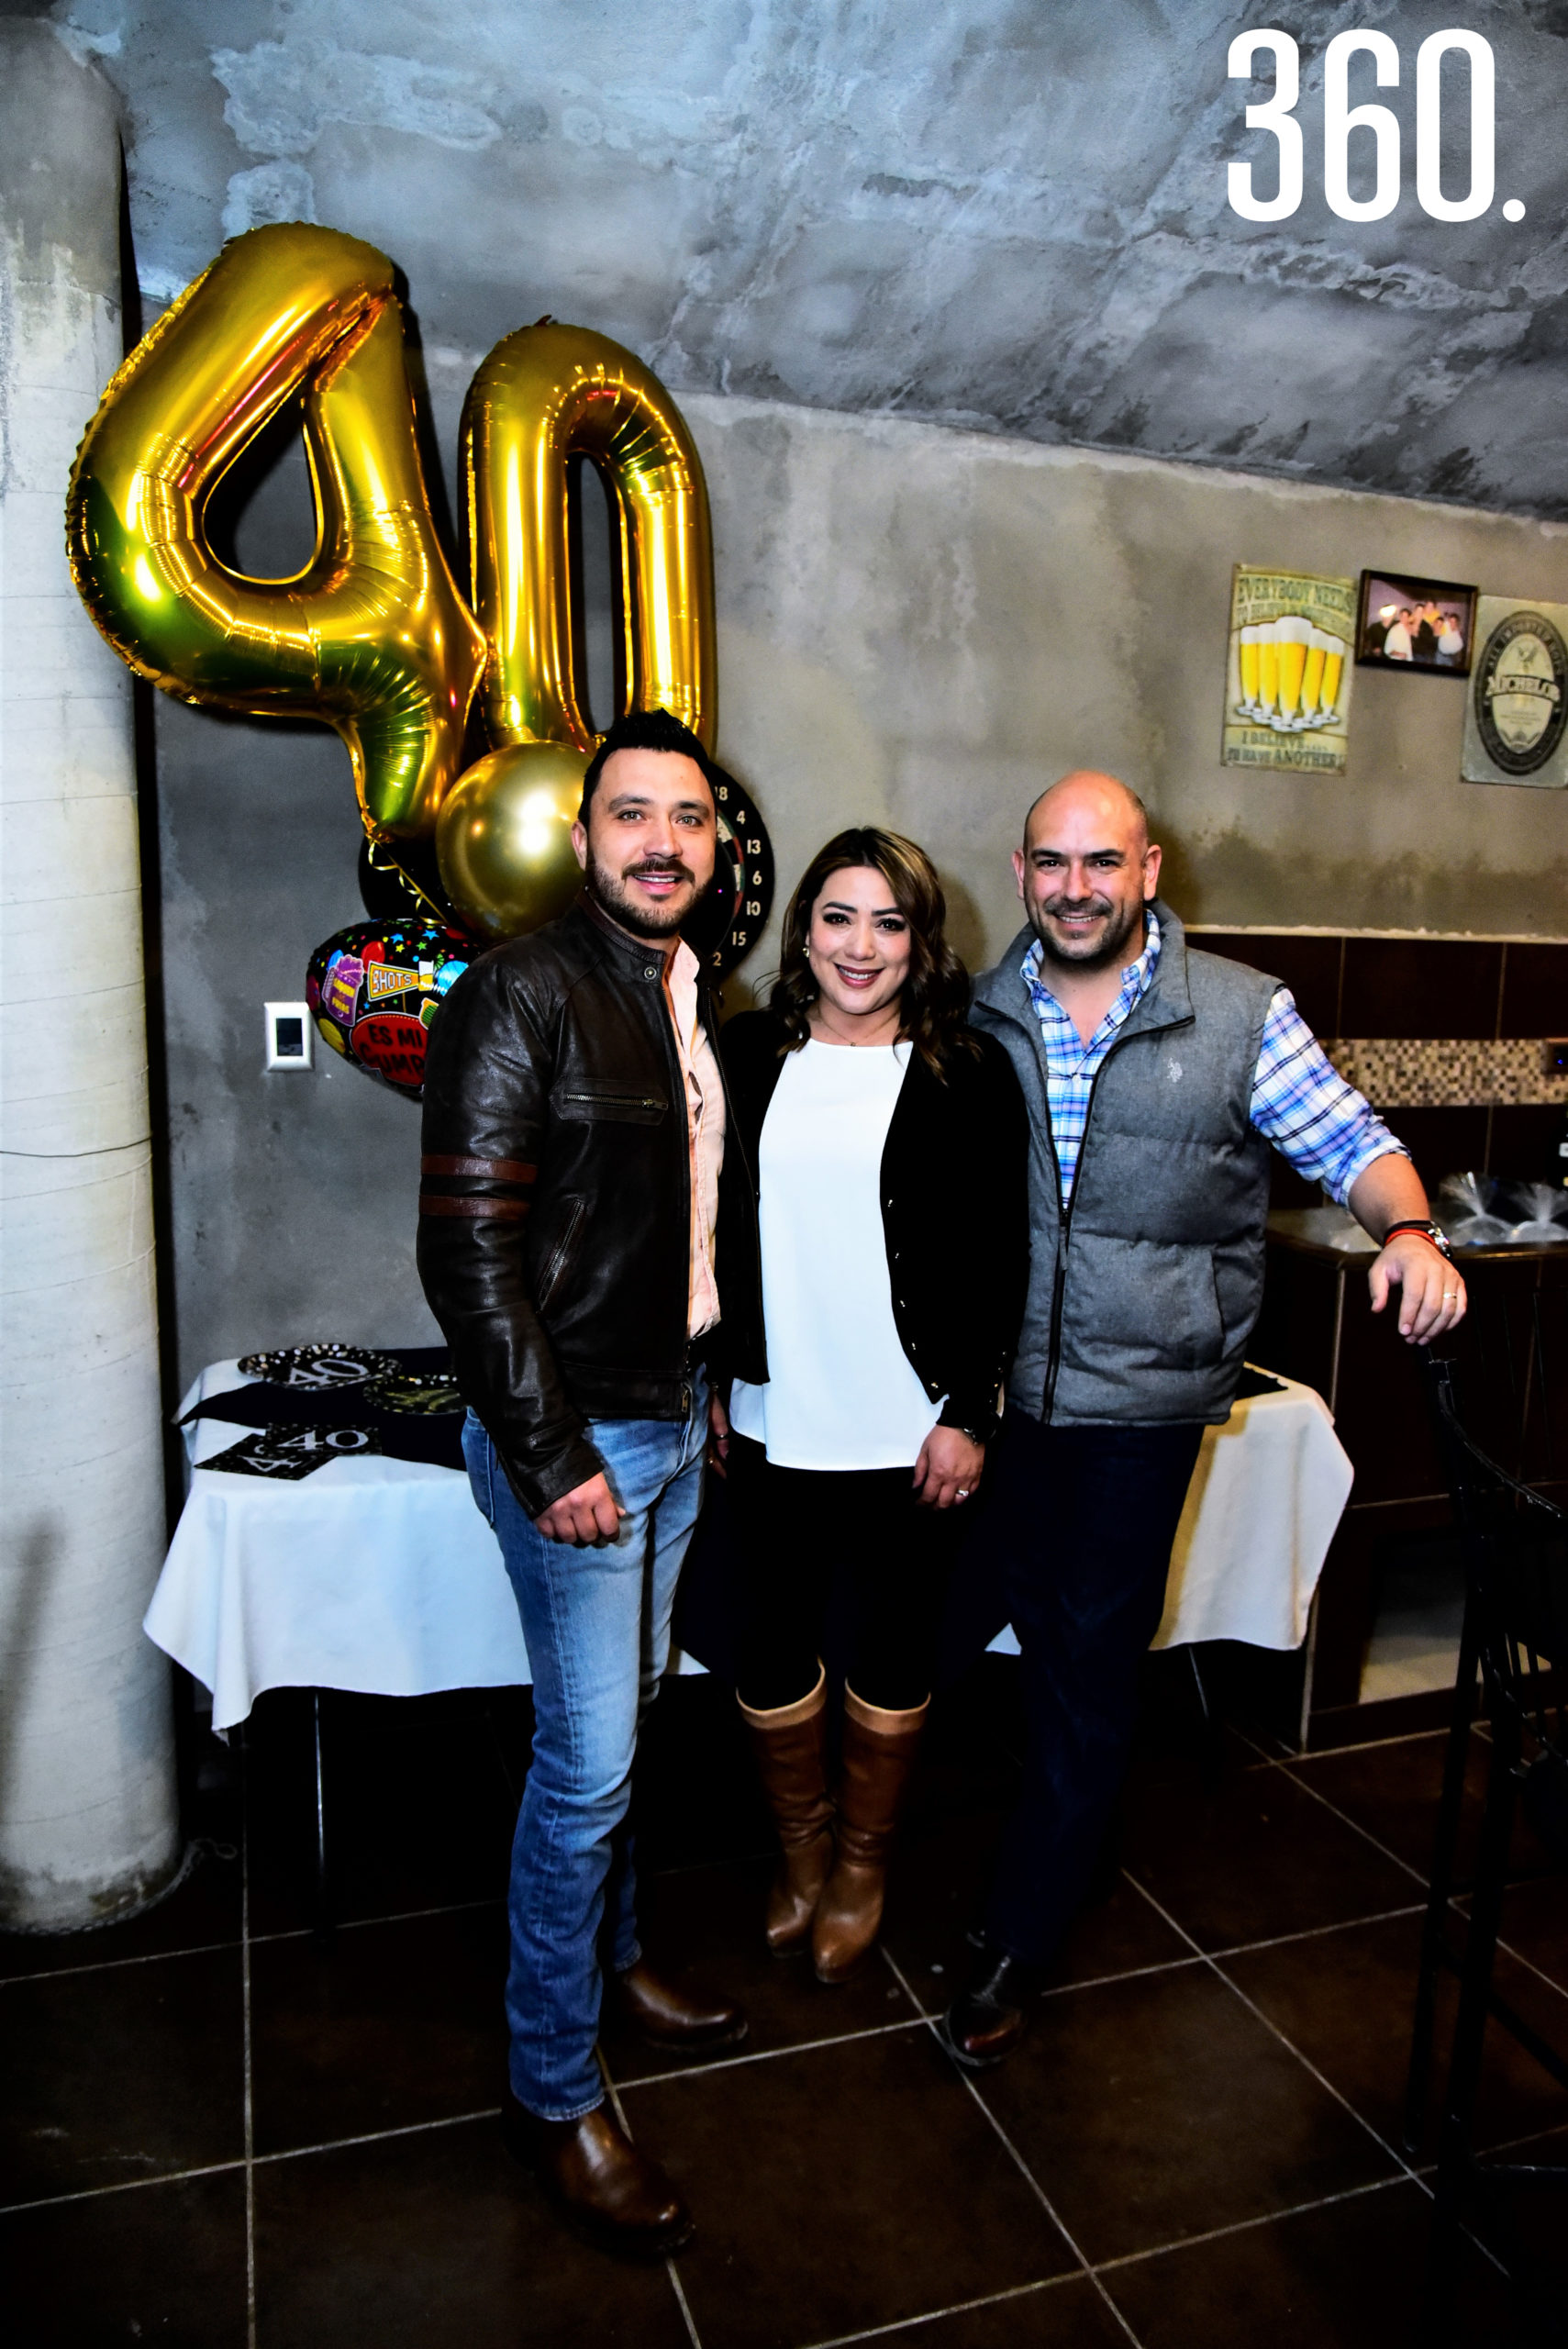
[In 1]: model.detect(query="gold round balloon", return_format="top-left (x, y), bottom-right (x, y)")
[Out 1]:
top-left (436, 741), bottom-right (588, 942)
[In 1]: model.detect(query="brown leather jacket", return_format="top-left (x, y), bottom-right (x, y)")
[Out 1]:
top-left (417, 897), bottom-right (740, 1514)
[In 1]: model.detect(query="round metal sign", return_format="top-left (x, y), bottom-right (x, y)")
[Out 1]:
top-left (1473, 609), bottom-right (1568, 777)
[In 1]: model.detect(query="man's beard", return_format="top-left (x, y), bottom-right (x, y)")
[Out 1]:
top-left (585, 850), bottom-right (703, 940)
top-left (1029, 892), bottom-right (1146, 973)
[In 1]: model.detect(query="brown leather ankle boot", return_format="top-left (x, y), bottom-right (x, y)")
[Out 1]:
top-left (501, 2091), bottom-right (694, 2257)
top-left (738, 1665), bottom-right (835, 1955)
top-left (812, 1687), bottom-right (928, 1984)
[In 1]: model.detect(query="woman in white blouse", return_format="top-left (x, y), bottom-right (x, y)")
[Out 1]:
top-left (711, 829), bottom-right (1029, 1982)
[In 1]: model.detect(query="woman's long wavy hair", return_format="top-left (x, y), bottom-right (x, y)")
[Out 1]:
top-left (771, 827), bottom-right (978, 1077)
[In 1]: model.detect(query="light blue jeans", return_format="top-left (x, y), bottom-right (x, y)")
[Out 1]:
top-left (462, 1380), bottom-right (708, 2120)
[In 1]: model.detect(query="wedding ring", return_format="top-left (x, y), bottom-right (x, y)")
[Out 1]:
top-left (1443, 1290), bottom-right (1457, 1300)
top-left (956, 1487), bottom-right (972, 1499)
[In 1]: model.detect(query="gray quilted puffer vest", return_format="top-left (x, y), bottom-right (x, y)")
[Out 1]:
top-left (971, 902), bottom-right (1279, 1426)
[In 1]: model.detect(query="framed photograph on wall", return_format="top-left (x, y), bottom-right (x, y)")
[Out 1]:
top-left (1356, 571), bottom-right (1476, 674)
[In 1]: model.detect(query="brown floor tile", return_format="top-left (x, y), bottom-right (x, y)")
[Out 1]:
top-left (0, 1945), bottom-right (243, 2204)
top-left (620, 2023), bottom-right (1074, 2348)
top-left (1494, 1872), bottom-right (1568, 1998)
top-left (1050, 1877), bottom-right (1196, 1994)
top-left (976, 1962), bottom-right (1396, 2267)
top-left (1099, 2177), bottom-right (1516, 2349)
top-left (1284, 1730), bottom-right (1489, 1881)
top-left (1121, 1753), bottom-right (1418, 1952)
top-left (862, 2274), bottom-right (1133, 2345)
top-left (1471, 2119), bottom-right (1568, 2319)
top-left (250, 1903), bottom-right (508, 2156)
top-left (1226, 1909), bottom-right (1568, 2164)
top-left (601, 1860), bottom-right (920, 2083)
top-left (882, 1816), bottom-right (1193, 2010)
top-left (253, 2116), bottom-right (690, 2348)
top-left (0, 1837), bottom-right (243, 1982)
top-left (2, 2167), bottom-right (248, 2347)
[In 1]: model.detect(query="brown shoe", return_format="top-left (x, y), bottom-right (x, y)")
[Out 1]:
top-left (605, 1958), bottom-right (748, 2053)
top-left (812, 1688), bottom-right (929, 1985)
top-left (739, 1666), bottom-right (835, 1954)
top-left (502, 2093), bottom-right (694, 2257)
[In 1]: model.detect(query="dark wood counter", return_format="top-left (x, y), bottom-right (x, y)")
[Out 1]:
top-left (1252, 1209), bottom-right (1568, 1743)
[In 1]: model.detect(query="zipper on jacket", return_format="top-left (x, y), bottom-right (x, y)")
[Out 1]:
top-left (1042, 1039), bottom-right (1125, 1424)
top-left (558, 1088), bottom-right (667, 1114)
top-left (537, 1198), bottom-right (589, 1311)
top-left (1039, 1006), bottom-right (1195, 1419)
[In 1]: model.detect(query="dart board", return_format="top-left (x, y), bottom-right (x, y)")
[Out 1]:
top-left (702, 768), bottom-right (776, 978)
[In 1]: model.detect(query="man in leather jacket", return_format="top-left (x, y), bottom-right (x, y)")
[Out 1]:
top-left (417, 707), bottom-right (747, 2258)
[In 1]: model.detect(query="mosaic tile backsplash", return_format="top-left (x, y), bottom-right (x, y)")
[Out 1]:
top-left (1325, 1039), bottom-right (1568, 1108)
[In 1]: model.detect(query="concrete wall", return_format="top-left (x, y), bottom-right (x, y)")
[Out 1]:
top-left (85, 0), bottom-right (1568, 520)
top-left (693, 397), bottom-right (1568, 960)
top-left (150, 382), bottom-right (1567, 1390)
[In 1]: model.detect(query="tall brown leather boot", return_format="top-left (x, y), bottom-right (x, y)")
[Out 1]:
top-left (812, 1687), bottom-right (929, 1984)
top-left (738, 1665), bottom-right (835, 1955)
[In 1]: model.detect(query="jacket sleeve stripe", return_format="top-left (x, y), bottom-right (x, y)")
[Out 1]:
top-left (418, 1195), bottom-right (532, 1220)
top-left (420, 1153), bottom-right (538, 1184)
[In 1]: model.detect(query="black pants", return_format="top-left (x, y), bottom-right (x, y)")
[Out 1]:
top-left (728, 1432), bottom-right (961, 1713)
top-left (950, 1408), bottom-right (1205, 1968)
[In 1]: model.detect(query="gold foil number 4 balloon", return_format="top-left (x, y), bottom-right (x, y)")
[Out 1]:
top-left (65, 224), bottom-right (486, 840)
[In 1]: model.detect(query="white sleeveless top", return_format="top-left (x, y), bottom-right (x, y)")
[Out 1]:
top-left (728, 1039), bottom-right (944, 1470)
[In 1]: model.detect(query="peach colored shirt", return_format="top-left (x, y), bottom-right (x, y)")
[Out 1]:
top-left (663, 940), bottom-right (725, 1339)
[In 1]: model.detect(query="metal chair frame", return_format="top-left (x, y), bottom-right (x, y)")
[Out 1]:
top-left (1407, 1354), bottom-right (1568, 2326)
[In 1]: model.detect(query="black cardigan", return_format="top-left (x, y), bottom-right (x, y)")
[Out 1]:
top-left (712, 1009), bottom-right (1031, 1439)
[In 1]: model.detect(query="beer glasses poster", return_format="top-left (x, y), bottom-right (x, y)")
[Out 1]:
top-left (1221, 567), bottom-right (1356, 774)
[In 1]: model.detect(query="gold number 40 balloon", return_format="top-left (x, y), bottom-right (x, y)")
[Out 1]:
top-left (65, 223), bottom-right (746, 952)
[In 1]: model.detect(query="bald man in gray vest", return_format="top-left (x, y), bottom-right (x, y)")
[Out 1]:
top-left (942, 771), bottom-right (1466, 2068)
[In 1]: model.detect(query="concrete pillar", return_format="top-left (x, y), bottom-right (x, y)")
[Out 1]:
top-left (0, 23), bottom-right (178, 1928)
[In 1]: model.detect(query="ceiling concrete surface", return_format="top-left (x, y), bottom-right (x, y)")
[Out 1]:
top-left (22, 0), bottom-right (1568, 513)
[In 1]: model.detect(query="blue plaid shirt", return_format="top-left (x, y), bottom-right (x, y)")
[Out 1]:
top-left (1021, 915), bottom-right (1406, 1206)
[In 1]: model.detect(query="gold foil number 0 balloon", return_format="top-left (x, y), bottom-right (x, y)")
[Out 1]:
top-left (436, 324), bottom-right (717, 941)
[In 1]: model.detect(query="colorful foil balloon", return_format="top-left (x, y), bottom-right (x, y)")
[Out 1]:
top-left (65, 223), bottom-right (485, 837)
top-left (306, 919), bottom-right (473, 1097)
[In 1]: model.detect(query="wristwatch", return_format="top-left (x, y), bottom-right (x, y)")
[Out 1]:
top-left (1383, 1219), bottom-right (1453, 1260)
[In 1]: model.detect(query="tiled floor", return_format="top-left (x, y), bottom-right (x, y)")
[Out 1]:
top-left (3, 1663), bottom-right (1564, 2347)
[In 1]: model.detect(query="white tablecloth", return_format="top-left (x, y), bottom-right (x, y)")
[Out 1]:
top-left (146, 1362), bottom-right (1351, 1729)
top-left (1154, 1373), bottom-right (1351, 1649)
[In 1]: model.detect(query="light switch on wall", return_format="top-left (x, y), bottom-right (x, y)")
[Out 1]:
top-left (265, 1001), bottom-right (312, 1071)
